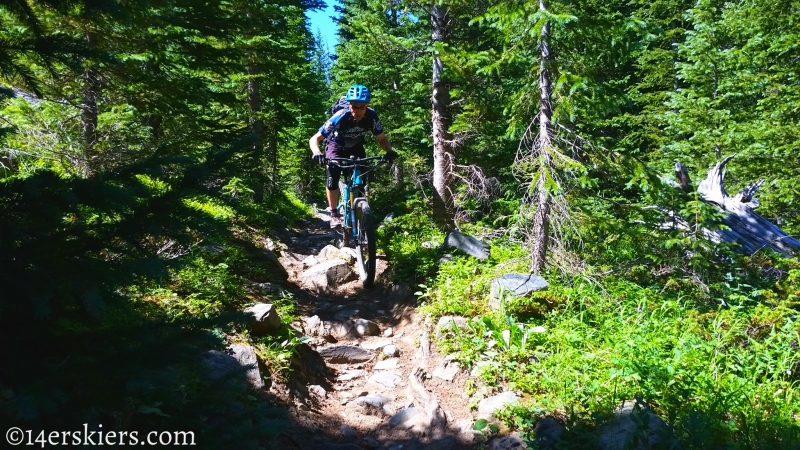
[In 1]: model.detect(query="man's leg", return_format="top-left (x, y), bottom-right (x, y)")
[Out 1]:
top-left (326, 187), bottom-right (338, 212)
top-left (326, 164), bottom-right (343, 228)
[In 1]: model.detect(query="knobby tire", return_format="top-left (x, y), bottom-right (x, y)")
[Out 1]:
top-left (354, 200), bottom-right (376, 288)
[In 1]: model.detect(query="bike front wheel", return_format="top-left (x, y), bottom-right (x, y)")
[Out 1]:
top-left (354, 199), bottom-right (376, 287)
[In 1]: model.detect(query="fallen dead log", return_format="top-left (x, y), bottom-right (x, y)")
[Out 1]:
top-left (675, 155), bottom-right (799, 256)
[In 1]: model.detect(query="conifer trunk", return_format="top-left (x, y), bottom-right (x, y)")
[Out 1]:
top-left (531, 0), bottom-right (553, 274)
top-left (431, 4), bottom-right (454, 230)
top-left (247, 62), bottom-right (265, 153)
top-left (81, 29), bottom-right (100, 175)
top-left (145, 114), bottom-right (162, 142)
top-left (391, 77), bottom-right (404, 188)
top-left (144, 61), bottom-right (163, 142)
top-left (269, 123), bottom-right (278, 194)
top-left (246, 61), bottom-right (267, 201)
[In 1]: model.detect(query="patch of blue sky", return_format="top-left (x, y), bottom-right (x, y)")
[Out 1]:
top-left (306, 0), bottom-right (340, 54)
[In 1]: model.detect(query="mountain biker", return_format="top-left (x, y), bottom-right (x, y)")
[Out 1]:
top-left (309, 84), bottom-right (398, 229)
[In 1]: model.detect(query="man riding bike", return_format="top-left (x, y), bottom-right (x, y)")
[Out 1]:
top-left (308, 84), bottom-right (398, 228)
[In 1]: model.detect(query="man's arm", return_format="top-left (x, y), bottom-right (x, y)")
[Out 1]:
top-left (309, 132), bottom-right (324, 155)
top-left (375, 132), bottom-right (393, 153)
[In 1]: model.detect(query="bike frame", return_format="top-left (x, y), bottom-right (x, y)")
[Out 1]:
top-left (341, 167), bottom-right (365, 242)
top-left (328, 156), bottom-right (382, 243)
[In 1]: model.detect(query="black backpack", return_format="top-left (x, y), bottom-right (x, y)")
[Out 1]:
top-left (321, 96), bottom-right (348, 149)
top-left (327, 96), bottom-right (349, 117)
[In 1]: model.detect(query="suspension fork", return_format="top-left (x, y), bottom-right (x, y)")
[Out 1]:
top-left (348, 169), bottom-right (361, 239)
top-left (341, 182), bottom-right (351, 227)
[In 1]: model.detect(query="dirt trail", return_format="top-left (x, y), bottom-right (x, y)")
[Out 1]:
top-left (270, 213), bottom-right (483, 450)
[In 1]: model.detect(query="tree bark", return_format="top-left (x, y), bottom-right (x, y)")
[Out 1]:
top-left (145, 114), bottom-right (162, 142)
top-left (81, 29), bottom-right (100, 176)
top-left (246, 61), bottom-right (267, 201)
top-left (247, 62), bottom-right (265, 154)
top-left (391, 77), bottom-right (404, 188)
top-left (431, 4), bottom-right (454, 230)
top-left (674, 161), bottom-right (693, 191)
top-left (530, 0), bottom-right (553, 274)
top-left (268, 121), bottom-right (278, 194)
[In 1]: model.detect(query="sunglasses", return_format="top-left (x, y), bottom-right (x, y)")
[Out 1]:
top-left (349, 104), bottom-right (367, 111)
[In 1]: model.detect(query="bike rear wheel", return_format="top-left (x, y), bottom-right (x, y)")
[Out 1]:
top-left (354, 199), bottom-right (376, 287)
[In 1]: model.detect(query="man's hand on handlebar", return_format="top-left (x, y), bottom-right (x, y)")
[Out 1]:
top-left (312, 153), bottom-right (326, 166)
top-left (382, 150), bottom-right (398, 163)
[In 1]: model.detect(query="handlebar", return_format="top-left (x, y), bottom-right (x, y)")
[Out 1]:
top-left (325, 155), bottom-right (386, 168)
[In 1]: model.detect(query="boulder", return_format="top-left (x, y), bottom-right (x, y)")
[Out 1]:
top-left (387, 283), bottom-right (412, 302)
top-left (341, 247), bottom-right (358, 261)
top-left (435, 316), bottom-right (469, 339)
top-left (477, 392), bottom-right (521, 422)
top-left (289, 343), bottom-right (331, 387)
top-left (307, 232), bottom-right (336, 242)
top-left (488, 432), bottom-right (528, 450)
top-left (442, 231), bottom-right (490, 260)
top-left (432, 354), bottom-right (461, 382)
top-left (598, 400), bottom-right (672, 450)
top-left (534, 417), bottom-right (564, 450)
top-left (368, 371), bottom-right (401, 388)
top-left (202, 244), bottom-right (226, 255)
top-left (318, 245), bottom-right (347, 262)
top-left (319, 345), bottom-right (374, 364)
top-left (202, 344), bottom-right (264, 389)
top-left (262, 249), bottom-right (288, 280)
top-left (302, 255), bottom-right (320, 269)
top-left (309, 384), bottom-right (327, 400)
top-left (300, 259), bottom-right (356, 292)
top-left (354, 318), bottom-right (380, 336)
top-left (334, 307), bottom-right (361, 320)
top-left (352, 393), bottom-right (393, 416)
top-left (361, 339), bottom-right (393, 350)
top-left (243, 303), bottom-right (281, 335)
top-left (363, 436), bottom-right (381, 449)
top-left (303, 315), bottom-right (357, 340)
top-left (280, 251), bottom-right (307, 264)
top-left (337, 369), bottom-right (365, 381)
top-left (340, 424), bottom-right (357, 441)
top-left (374, 358), bottom-right (399, 370)
top-left (388, 407), bottom-right (426, 429)
top-left (490, 273), bottom-right (549, 299)
top-left (250, 282), bottom-right (283, 294)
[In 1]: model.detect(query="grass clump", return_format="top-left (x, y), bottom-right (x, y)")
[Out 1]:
top-left (418, 238), bottom-right (529, 318)
top-left (431, 272), bottom-right (800, 448)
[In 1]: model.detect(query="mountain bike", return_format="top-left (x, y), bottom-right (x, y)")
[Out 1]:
top-left (326, 155), bottom-right (386, 288)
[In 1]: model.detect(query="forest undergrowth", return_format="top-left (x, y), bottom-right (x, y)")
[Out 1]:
top-left (2, 142), bottom-right (799, 450)
top-left (0, 147), bottom-right (315, 448)
top-left (376, 189), bottom-right (800, 449)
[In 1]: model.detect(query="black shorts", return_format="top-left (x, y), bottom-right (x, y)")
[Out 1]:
top-left (325, 141), bottom-right (365, 189)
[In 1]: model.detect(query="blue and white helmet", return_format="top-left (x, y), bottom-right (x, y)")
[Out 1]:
top-left (345, 84), bottom-right (371, 103)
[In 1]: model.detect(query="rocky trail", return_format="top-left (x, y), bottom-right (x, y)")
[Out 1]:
top-left (261, 212), bottom-right (528, 450)
top-left (228, 211), bottom-right (669, 450)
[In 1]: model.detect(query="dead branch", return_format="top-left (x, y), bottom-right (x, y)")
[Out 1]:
top-left (679, 155), bottom-right (799, 256)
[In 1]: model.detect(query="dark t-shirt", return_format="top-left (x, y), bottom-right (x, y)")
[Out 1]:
top-left (319, 108), bottom-right (384, 150)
